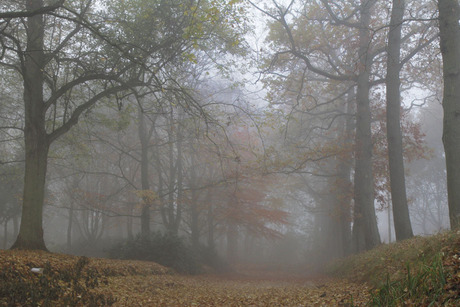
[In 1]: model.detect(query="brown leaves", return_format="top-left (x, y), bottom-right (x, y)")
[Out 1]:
top-left (0, 250), bottom-right (170, 278)
top-left (104, 275), bottom-right (370, 306)
top-left (0, 250), bottom-right (371, 306)
top-left (440, 236), bottom-right (460, 303)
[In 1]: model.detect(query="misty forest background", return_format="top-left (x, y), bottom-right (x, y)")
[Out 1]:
top-left (0, 0), bottom-right (457, 270)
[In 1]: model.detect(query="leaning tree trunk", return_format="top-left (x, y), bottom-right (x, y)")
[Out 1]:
top-left (386, 0), bottom-right (414, 240)
top-left (351, 0), bottom-right (380, 252)
top-left (11, 0), bottom-right (49, 251)
top-left (439, 0), bottom-right (460, 229)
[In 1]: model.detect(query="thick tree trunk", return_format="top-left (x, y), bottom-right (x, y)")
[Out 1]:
top-left (3, 220), bottom-right (8, 249)
top-left (12, 134), bottom-right (49, 250)
top-left (351, 0), bottom-right (380, 252)
top-left (13, 216), bottom-right (18, 239)
top-left (11, 0), bottom-right (49, 251)
top-left (439, 0), bottom-right (460, 229)
top-left (386, 0), bottom-right (414, 241)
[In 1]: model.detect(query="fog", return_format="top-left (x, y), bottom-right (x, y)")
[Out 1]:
top-left (0, 0), bottom-right (448, 274)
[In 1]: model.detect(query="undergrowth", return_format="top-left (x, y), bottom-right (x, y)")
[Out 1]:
top-left (108, 232), bottom-right (201, 274)
top-left (369, 254), bottom-right (446, 306)
top-left (328, 231), bottom-right (460, 306)
top-left (0, 256), bottom-right (116, 306)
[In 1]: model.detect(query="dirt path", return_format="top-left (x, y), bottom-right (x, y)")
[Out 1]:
top-left (103, 272), bottom-right (371, 306)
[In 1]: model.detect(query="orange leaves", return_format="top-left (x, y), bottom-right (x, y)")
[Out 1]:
top-left (218, 174), bottom-right (290, 240)
top-left (133, 189), bottom-right (158, 206)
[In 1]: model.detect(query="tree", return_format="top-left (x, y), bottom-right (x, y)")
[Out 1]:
top-left (0, 0), bottom-right (245, 250)
top-left (438, 0), bottom-right (460, 229)
top-left (349, 0), bottom-right (382, 252)
top-left (385, 0), bottom-right (439, 241)
top-left (257, 0), bottom-right (382, 252)
top-left (386, 0), bottom-right (414, 241)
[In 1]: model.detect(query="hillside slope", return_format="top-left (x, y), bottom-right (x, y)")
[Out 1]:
top-left (328, 231), bottom-right (460, 305)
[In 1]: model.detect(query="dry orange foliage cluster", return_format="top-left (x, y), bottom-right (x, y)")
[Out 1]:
top-left (0, 250), bottom-right (371, 306)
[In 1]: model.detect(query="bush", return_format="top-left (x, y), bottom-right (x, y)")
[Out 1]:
top-left (0, 256), bottom-right (116, 306)
top-left (108, 232), bottom-right (201, 275)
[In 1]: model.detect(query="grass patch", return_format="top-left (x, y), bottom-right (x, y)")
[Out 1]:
top-left (328, 231), bottom-right (460, 305)
top-left (369, 253), bottom-right (446, 306)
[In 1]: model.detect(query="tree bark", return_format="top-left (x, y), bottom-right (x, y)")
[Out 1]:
top-left (438, 0), bottom-right (460, 229)
top-left (227, 222), bottom-right (238, 262)
top-left (386, 0), bottom-right (414, 240)
top-left (138, 107), bottom-right (151, 240)
top-left (207, 202), bottom-right (215, 249)
top-left (67, 201), bottom-right (74, 252)
top-left (336, 90), bottom-right (354, 257)
top-left (351, 0), bottom-right (381, 252)
top-left (190, 152), bottom-right (200, 249)
top-left (172, 121), bottom-right (183, 234)
top-left (3, 220), bottom-right (8, 249)
top-left (11, 0), bottom-right (49, 251)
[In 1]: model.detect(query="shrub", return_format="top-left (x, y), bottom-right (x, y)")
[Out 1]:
top-left (108, 232), bottom-right (201, 274)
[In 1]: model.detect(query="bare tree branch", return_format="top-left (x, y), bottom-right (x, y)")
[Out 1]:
top-left (0, 0), bottom-right (65, 19)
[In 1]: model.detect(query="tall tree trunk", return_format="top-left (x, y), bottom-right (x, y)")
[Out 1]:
top-left (127, 205), bottom-right (133, 240)
top-left (3, 220), bottom-right (8, 249)
top-left (207, 202), bottom-right (215, 249)
top-left (67, 201), bottom-right (74, 252)
top-left (13, 216), bottom-right (18, 239)
top-left (161, 110), bottom-right (183, 235)
top-left (172, 122), bottom-right (183, 234)
top-left (439, 0), bottom-right (460, 229)
top-left (138, 107), bottom-right (151, 240)
top-left (386, 0), bottom-right (414, 241)
top-left (227, 222), bottom-right (238, 262)
top-left (165, 113), bottom-right (177, 233)
top-left (336, 91), bottom-right (354, 256)
top-left (11, 0), bottom-right (49, 250)
top-left (352, 0), bottom-right (380, 252)
top-left (190, 152), bottom-right (200, 249)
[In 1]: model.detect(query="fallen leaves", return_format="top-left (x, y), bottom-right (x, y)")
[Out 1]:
top-left (99, 274), bottom-right (371, 306)
top-left (0, 249), bottom-right (371, 306)
top-left (0, 249), bottom-right (170, 277)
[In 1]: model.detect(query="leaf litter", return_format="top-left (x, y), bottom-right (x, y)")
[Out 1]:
top-left (0, 249), bottom-right (370, 306)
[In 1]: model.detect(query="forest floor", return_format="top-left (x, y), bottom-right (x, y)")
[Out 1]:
top-left (101, 270), bottom-right (370, 306)
top-left (2, 231), bottom-right (460, 306)
top-left (0, 249), bottom-right (370, 306)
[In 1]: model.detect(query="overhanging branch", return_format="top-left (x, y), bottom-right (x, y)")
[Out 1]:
top-left (0, 0), bottom-right (65, 19)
